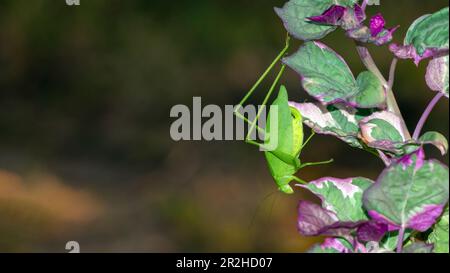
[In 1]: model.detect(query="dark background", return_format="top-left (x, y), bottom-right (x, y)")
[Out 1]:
top-left (0, 0), bottom-right (448, 252)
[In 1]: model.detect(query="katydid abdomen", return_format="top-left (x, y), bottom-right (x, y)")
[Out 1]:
top-left (264, 87), bottom-right (305, 194)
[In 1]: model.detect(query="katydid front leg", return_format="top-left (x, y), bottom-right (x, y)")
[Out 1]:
top-left (299, 158), bottom-right (334, 169)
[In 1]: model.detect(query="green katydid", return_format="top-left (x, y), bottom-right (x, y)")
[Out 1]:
top-left (234, 35), bottom-right (333, 194)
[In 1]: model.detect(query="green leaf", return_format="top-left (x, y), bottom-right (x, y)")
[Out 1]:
top-left (402, 242), bottom-right (434, 253)
top-left (364, 149), bottom-right (450, 232)
top-left (264, 86), bottom-right (303, 194)
top-left (275, 0), bottom-right (358, 41)
top-left (428, 206), bottom-right (449, 253)
top-left (284, 42), bottom-right (385, 108)
top-left (405, 7), bottom-right (449, 55)
top-left (284, 42), bottom-right (356, 104)
top-left (359, 111), bottom-right (418, 155)
top-left (426, 55), bottom-right (449, 98)
top-left (352, 71), bottom-right (385, 108)
top-left (289, 102), bottom-right (374, 149)
top-left (301, 177), bottom-right (373, 222)
top-left (419, 131), bottom-right (449, 156)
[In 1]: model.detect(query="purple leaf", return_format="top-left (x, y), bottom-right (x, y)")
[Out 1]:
top-left (353, 4), bottom-right (366, 23)
top-left (369, 13), bottom-right (385, 37)
top-left (307, 5), bottom-right (346, 26)
top-left (341, 4), bottom-right (366, 31)
top-left (425, 55), bottom-right (449, 97)
top-left (396, 147), bottom-right (425, 170)
top-left (297, 201), bottom-right (338, 236)
top-left (389, 43), bottom-right (447, 65)
top-left (310, 237), bottom-right (368, 253)
top-left (407, 204), bottom-right (445, 231)
top-left (297, 201), bottom-right (362, 238)
top-left (356, 221), bottom-right (388, 242)
top-left (320, 238), bottom-right (353, 253)
top-left (372, 26), bottom-right (399, 46)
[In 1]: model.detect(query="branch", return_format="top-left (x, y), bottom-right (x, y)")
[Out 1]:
top-left (413, 92), bottom-right (445, 140)
top-left (378, 150), bottom-right (391, 166)
top-left (361, 0), bottom-right (368, 11)
top-left (355, 43), bottom-right (412, 140)
top-left (388, 58), bottom-right (398, 91)
top-left (396, 227), bottom-right (405, 253)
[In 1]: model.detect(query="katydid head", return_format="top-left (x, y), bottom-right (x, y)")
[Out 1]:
top-left (278, 180), bottom-right (295, 194)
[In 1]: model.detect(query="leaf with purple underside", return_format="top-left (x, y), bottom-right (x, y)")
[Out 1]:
top-left (274, 0), bottom-right (358, 41)
top-left (402, 242), bottom-right (434, 253)
top-left (284, 42), bottom-right (385, 107)
top-left (426, 55), bottom-right (449, 98)
top-left (289, 102), bottom-right (374, 149)
top-left (300, 177), bottom-right (373, 222)
top-left (363, 149), bottom-right (449, 232)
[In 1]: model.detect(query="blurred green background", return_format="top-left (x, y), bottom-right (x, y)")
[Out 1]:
top-left (0, 0), bottom-right (448, 252)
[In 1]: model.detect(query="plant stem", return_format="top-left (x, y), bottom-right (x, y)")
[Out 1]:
top-left (388, 58), bottom-right (398, 91)
top-left (396, 227), bottom-right (405, 253)
top-left (378, 150), bottom-right (391, 166)
top-left (355, 43), bottom-right (411, 140)
top-left (361, 0), bottom-right (368, 11)
top-left (413, 92), bottom-right (445, 140)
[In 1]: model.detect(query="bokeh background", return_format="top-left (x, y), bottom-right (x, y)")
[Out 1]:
top-left (0, 0), bottom-right (448, 252)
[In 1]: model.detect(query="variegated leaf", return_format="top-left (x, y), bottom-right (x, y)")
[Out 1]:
top-left (363, 149), bottom-right (449, 232)
top-left (359, 111), bottom-right (417, 155)
top-left (426, 55), bottom-right (449, 98)
top-left (300, 177), bottom-right (373, 222)
top-left (289, 101), bottom-right (373, 149)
